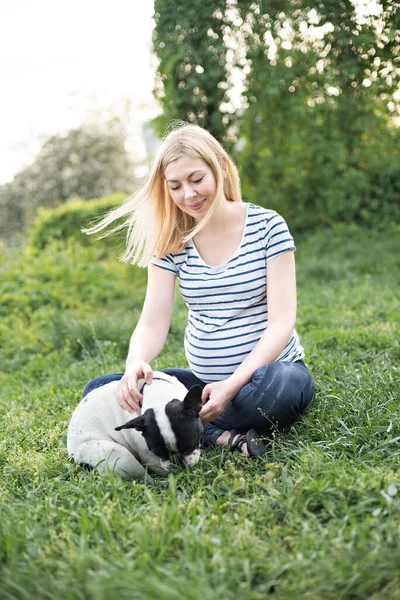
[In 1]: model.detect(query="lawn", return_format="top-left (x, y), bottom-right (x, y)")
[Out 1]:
top-left (0, 220), bottom-right (399, 599)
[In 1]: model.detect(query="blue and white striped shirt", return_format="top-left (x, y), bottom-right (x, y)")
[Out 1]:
top-left (151, 203), bottom-right (305, 382)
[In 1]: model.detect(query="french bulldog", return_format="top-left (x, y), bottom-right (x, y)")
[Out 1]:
top-left (67, 371), bottom-right (203, 481)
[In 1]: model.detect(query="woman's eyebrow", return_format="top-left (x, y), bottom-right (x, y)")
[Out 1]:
top-left (166, 170), bottom-right (205, 183)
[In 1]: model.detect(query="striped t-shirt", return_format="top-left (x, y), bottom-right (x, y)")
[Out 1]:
top-left (151, 203), bottom-right (305, 383)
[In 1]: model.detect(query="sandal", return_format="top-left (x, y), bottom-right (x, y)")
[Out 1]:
top-left (228, 428), bottom-right (267, 458)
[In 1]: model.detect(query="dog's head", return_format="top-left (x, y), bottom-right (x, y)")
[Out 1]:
top-left (115, 385), bottom-right (203, 467)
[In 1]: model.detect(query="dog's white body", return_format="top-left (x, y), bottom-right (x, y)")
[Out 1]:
top-left (67, 372), bottom-right (193, 481)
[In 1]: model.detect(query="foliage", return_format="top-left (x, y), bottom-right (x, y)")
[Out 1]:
top-left (235, 0), bottom-right (400, 228)
top-left (0, 122), bottom-right (135, 243)
top-left (152, 0), bottom-right (399, 229)
top-left (0, 209), bottom-right (399, 597)
top-left (152, 0), bottom-right (234, 139)
top-left (28, 193), bottom-right (127, 251)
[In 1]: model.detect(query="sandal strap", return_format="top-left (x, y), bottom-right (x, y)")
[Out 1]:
top-left (228, 428), bottom-right (267, 457)
top-left (229, 429), bottom-right (247, 452)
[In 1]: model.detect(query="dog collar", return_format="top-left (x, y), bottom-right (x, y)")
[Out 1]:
top-left (139, 376), bottom-right (174, 395)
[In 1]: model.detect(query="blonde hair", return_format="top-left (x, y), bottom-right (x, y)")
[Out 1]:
top-left (84, 123), bottom-right (242, 266)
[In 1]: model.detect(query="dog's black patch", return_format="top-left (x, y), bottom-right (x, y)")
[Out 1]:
top-left (140, 408), bottom-right (171, 459)
top-left (114, 385), bottom-right (203, 461)
top-left (115, 409), bottom-right (171, 460)
top-left (166, 386), bottom-right (203, 457)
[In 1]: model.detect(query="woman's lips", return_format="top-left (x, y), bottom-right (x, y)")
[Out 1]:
top-left (188, 199), bottom-right (206, 211)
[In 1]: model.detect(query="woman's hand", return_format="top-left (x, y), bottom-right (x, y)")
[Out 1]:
top-left (117, 361), bottom-right (153, 413)
top-left (199, 379), bottom-right (237, 423)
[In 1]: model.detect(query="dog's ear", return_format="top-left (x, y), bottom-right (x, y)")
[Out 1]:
top-left (182, 385), bottom-right (202, 415)
top-left (115, 415), bottom-right (146, 432)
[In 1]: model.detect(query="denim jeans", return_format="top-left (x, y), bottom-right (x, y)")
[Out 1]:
top-left (81, 361), bottom-right (315, 445)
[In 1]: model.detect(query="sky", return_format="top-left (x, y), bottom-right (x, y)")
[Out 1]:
top-left (0, 0), bottom-right (158, 184)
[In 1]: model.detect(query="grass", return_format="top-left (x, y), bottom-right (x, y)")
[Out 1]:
top-left (0, 221), bottom-right (399, 599)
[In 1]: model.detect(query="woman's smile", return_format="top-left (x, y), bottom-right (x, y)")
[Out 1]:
top-left (188, 199), bottom-right (207, 211)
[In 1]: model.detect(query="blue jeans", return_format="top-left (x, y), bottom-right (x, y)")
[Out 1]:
top-left (81, 361), bottom-right (315, 445)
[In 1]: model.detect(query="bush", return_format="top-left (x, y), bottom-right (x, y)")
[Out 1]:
top-left (28, 193), bottom-right (127, 251)
top-left (238, 137), bottom-right (400, 232)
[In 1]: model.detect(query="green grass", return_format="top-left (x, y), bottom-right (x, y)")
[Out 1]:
top-left (0, 221), bottom-right (399, 599)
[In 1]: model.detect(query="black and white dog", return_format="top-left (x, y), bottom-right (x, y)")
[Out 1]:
top-left (67, 372), bottom-right (203, 481)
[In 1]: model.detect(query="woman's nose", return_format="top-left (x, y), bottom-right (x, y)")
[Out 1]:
top-left (184, 186), bottom-right (197, 200)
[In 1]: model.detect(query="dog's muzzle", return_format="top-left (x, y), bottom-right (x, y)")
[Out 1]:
top-left (169, 449), bottom-right (201, 469)
top-left (182, 449), bottom-right (201, 468)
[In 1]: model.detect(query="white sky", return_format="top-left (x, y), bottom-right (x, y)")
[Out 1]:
top-left (0, 0), bottom-right (158, 184)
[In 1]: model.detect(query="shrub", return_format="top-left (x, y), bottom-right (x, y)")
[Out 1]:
top-left (28, 193), bottom-right (128, 251)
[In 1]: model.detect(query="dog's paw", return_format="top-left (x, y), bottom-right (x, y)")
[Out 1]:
top-left (145, 459), bottom-right (171, 476)
top-left (159, 459), bottom-right (172, 472)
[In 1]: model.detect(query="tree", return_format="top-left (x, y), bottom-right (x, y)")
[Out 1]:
top-left (0, 121), bottom-right (135, 242)
top-left (152, 0), bottom-right (235, 139)
top-left (235, 0), bottom-right (400, 228)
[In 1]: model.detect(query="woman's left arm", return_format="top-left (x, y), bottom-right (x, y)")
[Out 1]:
top-left (200, 251), bottom-right (297, 422)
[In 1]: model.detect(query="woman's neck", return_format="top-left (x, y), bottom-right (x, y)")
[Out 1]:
top-left (192, 199), bottom-right (247, 267)
top-left (200, 199), bottom-right (243, 234)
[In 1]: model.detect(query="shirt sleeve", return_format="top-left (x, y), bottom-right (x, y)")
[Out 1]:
top-left (150, 254), bottom-right (178, 276)
top-left (264, 211), bottom-right (296, 262)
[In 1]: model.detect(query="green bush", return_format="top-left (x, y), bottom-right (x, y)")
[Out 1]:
top-left (237, 129), bottom-right (400, 232)
top-left (28, 192), bottom-right (128, 250)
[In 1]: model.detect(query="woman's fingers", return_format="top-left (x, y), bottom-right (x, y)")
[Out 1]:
top-left (126, 375), bottom-right (144, 403)
top-left (140, 362), bottom-right (153, 385)
top-left (117, 379), bottom-right (142, 413)
top-left (201, 384), bottom-right (211, 404)
top-left (116, 363), bottom-right (154, 413)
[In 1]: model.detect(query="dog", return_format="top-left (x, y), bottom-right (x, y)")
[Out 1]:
top-left (67, 371), bottom-right (203, 481)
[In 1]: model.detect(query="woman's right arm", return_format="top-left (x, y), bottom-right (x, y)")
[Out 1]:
top-left (117, 263), bottom-right (176, 412)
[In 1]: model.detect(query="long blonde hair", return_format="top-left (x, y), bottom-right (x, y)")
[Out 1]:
top-left (84, 123), bottom-right (242, 266)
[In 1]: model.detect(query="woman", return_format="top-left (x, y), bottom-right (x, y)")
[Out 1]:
top-left (82, 123), bottom-right (315, 457)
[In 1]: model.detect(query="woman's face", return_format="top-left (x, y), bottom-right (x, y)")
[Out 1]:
top-left (164, 155), bottom-right (218, 221)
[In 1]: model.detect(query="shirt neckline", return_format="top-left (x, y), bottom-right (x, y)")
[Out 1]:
top-left (190, 203), bottom-right (250, 270)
